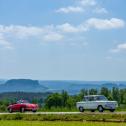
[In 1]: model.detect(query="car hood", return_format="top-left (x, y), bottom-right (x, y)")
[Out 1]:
top-left (95, 101), bottom-right (117, 103)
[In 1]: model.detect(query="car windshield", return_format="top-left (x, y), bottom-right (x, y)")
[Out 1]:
top-left (17, 100), bottom-right (29, 104)
top-left (95, 96), bottom-right (108, 101)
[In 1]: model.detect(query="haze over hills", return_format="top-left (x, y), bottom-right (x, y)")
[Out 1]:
top-left (0, 79), bottom-right (126, 94)
top-left (39, 80), bottom-right (126, 94)
top-left (0, 79), bottom-right (47, 93)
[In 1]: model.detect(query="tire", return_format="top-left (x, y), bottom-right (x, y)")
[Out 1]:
top-left (98, 105), bottom-right (104, 112)
top-left (91, 110), bottom-right (95, 112)
top-left (79, 107), bottom-right (84, 112)
top-left (20, 107), bottom-right (25, 113)
top-left (32, 110), bottom-right (37, 113)
top-left (8, 108), bottom-right (13, 113)
top-left (110, 109), bottom-right (115, 112)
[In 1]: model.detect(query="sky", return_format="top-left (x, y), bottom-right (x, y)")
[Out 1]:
top-left (0, 0), bottom-right (126, 81)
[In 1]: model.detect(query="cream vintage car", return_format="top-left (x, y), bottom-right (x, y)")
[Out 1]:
top-left (76, 95), bottom-right (118, 112)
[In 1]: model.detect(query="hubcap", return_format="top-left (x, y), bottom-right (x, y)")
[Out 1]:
top-left (21, 108), bottom-right (24, 112)
top-left (80, 107), bottom-right (83, 112)
top-left (98, 106), bottom-right (103, 112)
top-left (9, 108), bottom-right (12, 112)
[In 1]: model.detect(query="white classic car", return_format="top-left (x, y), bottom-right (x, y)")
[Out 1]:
top-left (76, 95), bottom-right (118, 112)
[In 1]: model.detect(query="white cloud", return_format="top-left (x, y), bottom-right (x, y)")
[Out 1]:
top-left (0, 25), bottom-right (64, 42)
top-left (56, 18), bottom-right (125, 34)
top-left (57, 23), bottom-right (79, 33)
top-left (0, 34), bottom-right (13, 49)
top-left (43, 32), bottom-right (64, 42)
top-left (86, 18), bottom-right (125, 30)
top-left (56, 6), bottom-right (84, 13)
top-left (79, 0), bottom-right (96, 7)
top-left (0, 19), bottom-right (125, 38)
top-left (111, 43), bottom-right (126, 53)
top-left (0, 18), bottom-right (125, 49)
top-left (56, 0), bottom-right (107, 14)
top-left (0, 25), bottom-right (43, 39)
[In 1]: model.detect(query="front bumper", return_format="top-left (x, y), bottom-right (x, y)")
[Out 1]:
top-left (104, 103), bottom-right (118, 109)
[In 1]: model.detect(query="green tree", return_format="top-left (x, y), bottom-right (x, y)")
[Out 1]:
top-left (120, 89), bottom-right (125, 104)
top-left (89, 89), bottom-right (98, 95)
top-left (66, 97), bottom-right (75, 109)
top-left (78, 89), bottom-right (88, 100)
top-left (100, 87), bottom-right (109, 97)
top-left (45, 93), bottom-right (62, 109)
top-left (100, 87), bottom-right (112, 100)
top-left (32, 98), bottom-right (38, 104)
top-left (61, 90), bottom-right (69, 107)
top-left (112, 87), bottom-right (120, 104)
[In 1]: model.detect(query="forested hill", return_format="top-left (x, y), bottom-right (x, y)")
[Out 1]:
top-left (0, 79), bottom-right (126, 94)
top-left (0, 79), bottom-right (47, 93)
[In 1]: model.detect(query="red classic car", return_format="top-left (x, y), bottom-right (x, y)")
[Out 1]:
top-left (7, 100), bottom-right (38, 113)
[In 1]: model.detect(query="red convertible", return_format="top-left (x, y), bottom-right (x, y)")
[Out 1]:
top-left (7, 100), bottom-right (38, 113)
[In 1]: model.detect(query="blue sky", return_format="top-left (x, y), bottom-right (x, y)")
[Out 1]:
top-left (0, 0), bottom-right (126, 81)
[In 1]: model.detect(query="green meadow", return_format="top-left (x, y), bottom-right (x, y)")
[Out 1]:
top-left (0, 121), bottom-right (126, 126)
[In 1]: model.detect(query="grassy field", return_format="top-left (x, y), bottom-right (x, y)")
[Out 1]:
top-left (38, 107), bottom-right (77, 112)
top-left (0, 121), bottom-right (126, 126)
top-left (0, 113), bottom-right (126, 122)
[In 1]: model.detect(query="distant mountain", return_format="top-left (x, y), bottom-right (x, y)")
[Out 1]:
top-left (101, 83), bottom-right (118, 89)
top-left (0, 79), bottom-right (6, 85)
top-left (101, 83), bottom-right (126, 89)
top-left (0, 79), bottom-right (47, 93)
top-left (39, 80), bottom-right (126, 94)
top-left (1, 79), bottom-right (126, 94)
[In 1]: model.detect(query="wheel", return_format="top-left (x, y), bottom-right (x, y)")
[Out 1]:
top-left (91, 110), bottom-right (95, 112)
top-left (20, 107), bottom-right (25, 113)
top-left (79, 107), bottom-right (84, 112)
top-left (8, 108), bottom-right (13, 113)
top-left (110, 109), bottom-right (115, 112)
top-left (98, 105), bottom-right (104, 112)
top-left (32, 109), bottom-right (37, 113)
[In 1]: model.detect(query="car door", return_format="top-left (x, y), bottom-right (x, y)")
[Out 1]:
top-left (88, 97), bottom-right (98, 109)
top-left (86, 96), bottom-right (95, 109)
top-left (12, 103), bottom-right (21, 111)
top-left (83, 96), bottom-right (92, 109)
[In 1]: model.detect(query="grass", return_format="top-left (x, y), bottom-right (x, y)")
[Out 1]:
top-left (0, 121), bottom-right (126, 126)
top-left (38, 107), bottom-right (77, 112)
top-left (0, 113), bottom-right (126, 122)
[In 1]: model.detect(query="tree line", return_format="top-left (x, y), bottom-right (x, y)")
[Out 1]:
top-left (45, 87), bottom-right (126, 109)
top-left (0, 87), bottom-right (126, 111)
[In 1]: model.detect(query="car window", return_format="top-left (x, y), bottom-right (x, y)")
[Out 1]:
top-left (96, 96), bottom-right (108, 101)
top-left (84, 97), bottom-right (88, 101)
top-left (17, 100), bottom-right (29, 104)
top-left (84, 97), bottom-right (94, 101)
top-left (88, 97), bottom-right (94, 101)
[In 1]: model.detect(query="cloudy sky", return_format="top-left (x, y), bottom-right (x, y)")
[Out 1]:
top-left (0, 0), bottom-right (126, 80)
